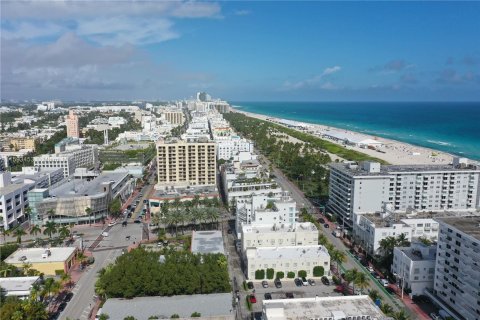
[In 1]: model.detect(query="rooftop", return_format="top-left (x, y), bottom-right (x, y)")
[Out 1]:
top-left (0, 276), bottom-right (40, 294)
top-left (263, 296), bottom-right (389, 320)
top-left (49, 172), bottom-right (128, 197)
top-left (435, 216), bottom-right (480, 241)
top-left (247, 245), bottom-right (329, 260)
top-left (242, 222), bottom-right (317, 234)
top-left (191, 231), bottom-right (225, 255)
top-left (396, 243), bottom-right (437, 261)
top-left (151, 186), bottom-right (218, 200)
top-left (5, 247), bottom-right (76, 264)
top-left (102, 293), bottom-right (234, 320)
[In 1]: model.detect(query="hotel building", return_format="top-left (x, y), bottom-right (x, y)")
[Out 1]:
top-left (66, 110), bottom-right (80, 138)
top-left (328, 158), bottom-right (480, 229)
top-left (156, 138), bottom-right (216, 189)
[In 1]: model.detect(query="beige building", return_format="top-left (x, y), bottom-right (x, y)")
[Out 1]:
top-left (156, 138), bottom-right (216, 189)
top-left (9, 137), bottom-right (37, 151)
top-left (66, 110), bottom-right (80, 138)
top-left (5, 247), bottom-right (77, 276)
top-left (162, 110), bottom-right (185, 125)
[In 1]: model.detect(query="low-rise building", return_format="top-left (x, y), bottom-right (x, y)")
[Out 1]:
top-left (245, 245), bottom-right (330, 280)
top-left (29, 171), bottom-right (134, 225)
top-left (391, 242), bottom-right (436, 297)
top-left (0, 276), bottom-right (41, 299)
top-left (4, 247), bottom-right (77, 276)
top-left (191, 230), bottom-right (225, 255)
top-left (9, 137), bottom-right (37, 151)
top-left (262, 296), bottom-right (389, 320)
top-left (241, 222), bottom-right (318, 252)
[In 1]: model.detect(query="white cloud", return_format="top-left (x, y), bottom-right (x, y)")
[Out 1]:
top-left (282, 66), bottom-right (342, 90)
top-left (234, 10), bottom-right (251, 16)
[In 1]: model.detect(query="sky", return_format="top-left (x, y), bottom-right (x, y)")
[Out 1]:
top-left (1, 1), bottom-right (480, 102)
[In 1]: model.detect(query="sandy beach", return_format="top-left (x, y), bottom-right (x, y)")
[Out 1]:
top-left (232, 108), bottom-right (457, 166)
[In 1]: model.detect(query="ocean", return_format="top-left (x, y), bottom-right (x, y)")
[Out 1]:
top-left (230, 102), bottom-right (480, 161)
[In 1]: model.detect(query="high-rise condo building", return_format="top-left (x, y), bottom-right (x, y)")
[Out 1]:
top-left (429, 216), bottom-right (480, 320)
top-left (155, 138), bottom-right (216, 189)
top-left (328, 158), bottom-right (480, 229)
top-left (66, 110), bottom-right (80, 138)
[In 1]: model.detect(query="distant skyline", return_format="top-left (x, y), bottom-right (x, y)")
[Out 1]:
top-left (1, 1), bottom-right (480, 102)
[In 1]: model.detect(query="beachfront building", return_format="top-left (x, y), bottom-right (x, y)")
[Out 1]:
top-left (426, 216), bottom-right (480, 320)
top-left (245, 245), bottom-right (330, 280)
top-left (241, 222), bottom-right (318, 253)
top-left (28, 171), bottom-right (134, 226)
top-left (66, 109), bottom-right (80, 138)
top-left (235, 192), bottom-right (296, 238)
top-left (391, 242), bottom-right (436, 297)
top-left (4, 247), bottom-right (77, 276)
top-left (155, 138), bottom-right (216, 189)
top-left (216, 137), bottom-right (254, 160)
top-left (262, 296), bottom-right (389, 320)
top-left (0, 169), bottom-right (64, 230)
top-left (322, 130), bottom-right (384, 148)
top-left (33, 144), bottom-right (99, 178)
top-left (328, 158), bottom-right (480, 229)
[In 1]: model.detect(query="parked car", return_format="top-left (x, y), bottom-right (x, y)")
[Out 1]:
top-left (249, 295), bottom-right (257, 303)
top-left (57, 302), bottom-right (67, 312)
top-left (274, 278), bottom-right (282, 288)
top-left (262, 280), bottom-right (269, 288)
top-left (385, 287), bottom-right (396, 295)
top-left (301, 277), bottom-right (308, 286)
top-left (64, 292), bottom-right (73, 302)
top-left (108, 221), bottom-right (116, 227)
top-left (294, 278), bottom-right (303, 287)
top-left (367, 266), bottom-right (374, 272)
top-left (264, 293), bottom-right (272, 300)
top-left (371, 272), bottom-right (381, 279)
top-left (308, 279), bottom-right (316, 286)
top-left (247, 281), bottom-right (254, 289)
top-left (430, 314), bottom-right (440, 320)
top-left (324, 223), bottom-right (330, 228)
top-left (101, 231), bottom-right (109, 237)
top-left (318, 218), bottom-right (325, 224)
top-left (380, 279), bottom-right (389, 287)
top-left (321, 276), bottom-right (330, 285)
top-left (285, 292), bottom-right (294, 299)
top-left (134, 219), bottom-right (141, 224)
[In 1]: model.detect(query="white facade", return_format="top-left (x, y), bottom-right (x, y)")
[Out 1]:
top-left (236, 193), bottom-right (296, 237)
top-left (216, 138), bottom-right (254, 160)
top-left (391, 242), bottom-right (436, 297)
top-left (431, 216), bottom-right (480, 320)
top-left (34, 145), bottom-right (98, 178)
top-left (108, 116), bottom-right (126, 128)
top-left (0, 276), bottom-right (41, 299)
top-left (246, 245), bottom-right (330, 280)
top-left (329, 159), bottom-right (480, 229)
top-left (241, 222), bottom-right (318, 252)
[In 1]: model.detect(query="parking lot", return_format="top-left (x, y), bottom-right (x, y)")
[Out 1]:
top-left (245, 279), bottom-right (343, 313)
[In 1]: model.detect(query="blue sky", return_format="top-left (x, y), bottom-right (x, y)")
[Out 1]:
top-left (1, 1), bottom-right (479, 101)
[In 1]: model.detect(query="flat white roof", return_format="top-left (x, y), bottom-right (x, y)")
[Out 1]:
top-left (0, 276), bottom-right (40, 294)
top-left (191, 231), bottom-right (225, 255)
top-left (242, 222), bottom-right (317, 234)
top-left (5, 247), bottom-right (76, 264)
top-left (247, 245), bottom-right (329, 260)
top-left (263, 296), bottom-right (389, 320)
top-left (323, 130), bottom-right (383, 145)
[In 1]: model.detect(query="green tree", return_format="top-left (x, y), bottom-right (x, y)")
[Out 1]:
top-left (330, 249), bottom-right (347, 273)
top-left (313, 266), bottom-right (325, 277)
top-left (297, 270), bottom-right (307, 278)
top-left (99, 314), bottom-right (110, 320)
top-left (58, 225), bottom-right (70, 239)
top-left (30, 225), bottom-right (42, 237)
top-left (255, 269), bottom-right (265, 280)
top-left (266, 268), bottom-right (275, 279)
top-left (13, 228), bottom-right (26, 244)
top-left (287, 272), bottom-right (295, 279)
top-left (123, 317), bottom-right (137, 320)
top-left (276, 271), bottom-right (284, 279)
top-left (354, 272), bottom-right (369, 294)
top-left (171, 314), bottom-right (180, 318)
top-left (392, 310), bottom-right (410, 320)
top-left (344, 269), bottom-right (359, 294)
top-left (191, 312), bottom-right (201, 317)
top-left (43, 221), bottom-right (57, 238)
top-left (380, 303), bottom-right (394, 316)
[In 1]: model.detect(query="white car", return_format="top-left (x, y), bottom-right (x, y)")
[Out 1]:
top-left (101, 231), bottom-right (109, 237)
top-left (108, 221), bottom-right (117, 227)
top-left (430, 313), bottom-right (440, 320)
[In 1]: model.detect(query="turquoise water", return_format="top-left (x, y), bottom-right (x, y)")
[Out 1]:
top-left (231, 102), bottom-right (480, 161)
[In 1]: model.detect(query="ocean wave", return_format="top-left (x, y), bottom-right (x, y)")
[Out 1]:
top-left (427, 140), bottom-right (452, 146)
top-left (231, 105), bottom-right (243, 109)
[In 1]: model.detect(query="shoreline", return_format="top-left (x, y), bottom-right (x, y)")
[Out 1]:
top-left (231, 107), bottom-right (462, 166)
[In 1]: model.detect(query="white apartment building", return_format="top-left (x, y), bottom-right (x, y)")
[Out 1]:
top-left (262, 296), bottom-right (388, 320)
top-left (34, 145), bottom-right (98, 178)
top-left (235, 193), bottom-right (296, 237)
top-left (108, 116), bottom-right (126, 127)
top-left (216, 138), bottom-right (254, 160)
top-left (156, 138), bottom-right (216, 189)
top-left (328, 158), bottom-right (480, 229)
top-left (391, 242), bottom-right (436, 297)
top-left (245, 245), bottom-right (330, 280)
top-left (0, 169), bottom-right (63, 230)
top-left (241, 222), bottom-right (318, 252)
top-left (428, 216), bottom-right (480, 320)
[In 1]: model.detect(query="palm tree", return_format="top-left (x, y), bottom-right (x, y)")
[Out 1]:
top-left (396, 233), bottom-right (410, 247)
top-left (192, 195), bottom-right (200, 208)
top-left (43, 221), bottom-right (57, 238)
top-left (13, 227), bottom-right (26, 244)
top-left (380, 303), bottom-right (394, 316)
top-left (330, 249), bottom-right (347, 274)
top-left (392, 310), bottom-right (410, 320)
top-left (24, 206), bottom-right (32, 221)
top-left (318, 234), bottom-right (329, 246)
top-left (354, 272), bottom-right (369, 294)
top-left (46, 208), bottom-right (55, 222)
top-left (85, 207), bottom-right (92, 225)
top-left (0, 264), bottom-right (15, 277)
top-left (369, 289), bottom-right (382, 302)
top-left (30, 282), bottom-right (41, 301)
top-left (30, 225), bottom-right (42, 237)
top-left (378, 236), bottom-right (396, 257)
top-left (205, 207), bottom-right (219, 229)
top-left (60, 272), bottom-right (72, 288)
top-left (344, 269), bottom-right (359, 294)
top-left (58, 225), bottom-right (70, 239)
